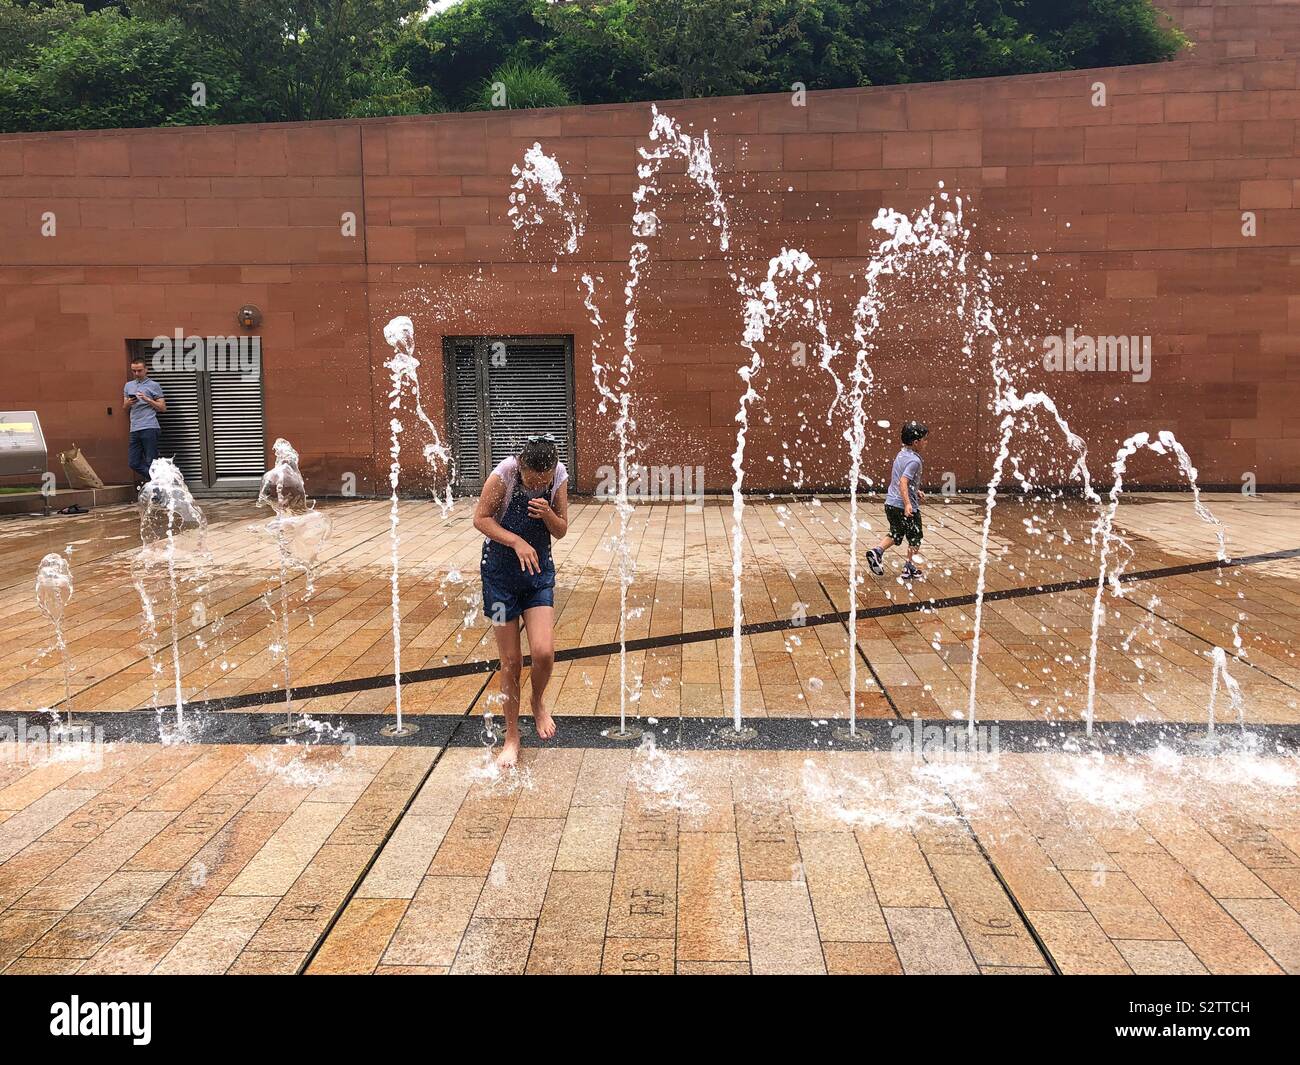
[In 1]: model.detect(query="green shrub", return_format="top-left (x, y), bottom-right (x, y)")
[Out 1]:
top-left (0, 10), bottom-right (246, 132)
top-left (471, 60), bottom-right (573, 110)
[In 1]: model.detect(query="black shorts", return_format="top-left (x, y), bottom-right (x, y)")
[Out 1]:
top-left (884, 505), bottom-right (923, 547)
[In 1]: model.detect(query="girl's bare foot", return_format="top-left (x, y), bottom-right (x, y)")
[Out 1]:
top-left (531, 698), bottom-right (556, 740)
top-left (495, 732), bottom-right (521, 769)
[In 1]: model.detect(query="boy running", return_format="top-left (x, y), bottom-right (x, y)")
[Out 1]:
top-left (867, 421), bottom-right (927, 582)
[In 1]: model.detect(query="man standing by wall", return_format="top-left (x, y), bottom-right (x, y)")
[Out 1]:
top-left (124, 357), bottom-right (165, 485)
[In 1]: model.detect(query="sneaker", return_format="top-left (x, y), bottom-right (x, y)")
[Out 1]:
top-left (866, 547), bottom-right (885, 576)
top-left (901, 562), bottom-right (923, 581)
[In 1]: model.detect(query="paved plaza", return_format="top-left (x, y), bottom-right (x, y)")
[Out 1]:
top-left (0, 494), bottom-right (1297, 974)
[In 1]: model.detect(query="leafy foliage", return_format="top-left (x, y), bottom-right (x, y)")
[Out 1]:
top-left (0, 0), bottom-right (88, 68)
top-left (0, 0), bottom-right (1190, 131)
top-left (471, 60), bottom-right (574, 110)
top-left (393, 0), bottom-right (553, 109)
top-left (630, 0), bottom-right (774, 99)
top-left (134, 0), bottom-right (427, 121)
top-left (0, 10), bottom-right (245, 131)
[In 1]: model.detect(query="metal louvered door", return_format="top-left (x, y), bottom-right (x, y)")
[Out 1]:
top-left (126, 339), bottom-right (265, 493)
top-left (449, 340), bottom-right (484, 491)
top-left (206, 346), bottom-right (265, 490)
top-left (140, 357), bottom-right (205, 488)
top-left (444, 336), bottom-right (575, 494)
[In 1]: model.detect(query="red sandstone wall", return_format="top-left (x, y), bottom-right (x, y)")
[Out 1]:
top-left (1163, 0), bottom-right (1300, 58)
top-left (2, 0), bottom-right (1299, 493)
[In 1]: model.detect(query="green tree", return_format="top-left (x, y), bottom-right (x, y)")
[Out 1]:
top-left (0, 10), bottom-right (246, 132)
top-left (393, 0), bottom-right (551, 109)
top-left (832, 0), bottom-right (1186, 86)
top-left (0, 0), bottom-right (1191, 131)
top-left (751, 0), bottom-right (870, 93)
top-left (402, 0), bottom-right (1186, 106)
top-left (345, 72), bottom-right (444, 118)
top-left (1017, 0), bottom-right (1188, 69)
top-left (0, 0), bottom-right (87, 67)
top-left (537, 0), bottom-right (650, 104)
top-left (345, 36), bottom-right (446, 117)
top-left (136, 0), bottom-right (426, 121)
top-left (628, 0), bottom-right (777, 99)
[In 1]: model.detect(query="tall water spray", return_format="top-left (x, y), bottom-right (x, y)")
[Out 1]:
top-left (515, 111), bottom-right (731, 736)
top-left (381, 316), bottom-right (417, 737)
top-left (964, 392), bottom-right (1097, 735)
top-left (733, 250), bottom-right (840, 732)
top-left (509, 142), bottom-right (585, 258)
top-left (134, 457), bottom-right (209, 737)
top-left (837, 198), bottom-right (967, 734)
top-left (377, 316), bottom-right (458, 739)
top-left (34, 552), bottom-right (76, 727)
top-left (258, 437), bottom-right (333, 736)
top-left (510, 142), bottom-right (648, 734)
top-left (1082, 430), bottom-right (1227, 735)
top-left (580, 272), bottom-right (638, 736)
top-left (612, 106), bottom-right (732, 733)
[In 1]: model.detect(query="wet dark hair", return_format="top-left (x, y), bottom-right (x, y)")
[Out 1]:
top-left (520, 434), bottom-right (559, 473)
top-left (901, 421), bottom-right (928, 445)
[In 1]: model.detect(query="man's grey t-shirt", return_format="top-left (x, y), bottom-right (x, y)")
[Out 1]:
top-left (885, 446), bottom-right (922, 510)
top-left (124, 378), bottom-right (163, 431)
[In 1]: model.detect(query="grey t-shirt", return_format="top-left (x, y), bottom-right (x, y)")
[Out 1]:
top-left (885, 446), bottom-right (922, 510)
top-left (124, 378), bottom-right (163, 431)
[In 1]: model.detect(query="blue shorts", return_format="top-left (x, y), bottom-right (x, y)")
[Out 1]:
top-left (481, 544), bottom-right (555, 623)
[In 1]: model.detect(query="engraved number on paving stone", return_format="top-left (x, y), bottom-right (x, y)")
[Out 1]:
top-left (346, 811), bottom-right (391, 836)
top-left (621, 950), bottom-right (664, 975)
top-left (288, 903), bottom-right (322, 921)
top-left (178, 803), bottom-right (231, 835)
top-left (71, 800), bottom-right (129, 833)
top-left (1228, 827), bottom-right (1296, 868)
top-left (630, 888), bottom-right (666, 916)
top-left (973, 915), bottom-right (1020, 938)
top-left (748, 806), bottom-right (785, 842)
top-left (464, 815), bottom-right (501, 840)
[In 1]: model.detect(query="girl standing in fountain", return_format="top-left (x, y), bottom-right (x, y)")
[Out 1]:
top-left (474, 434), bottom-right (569, 768)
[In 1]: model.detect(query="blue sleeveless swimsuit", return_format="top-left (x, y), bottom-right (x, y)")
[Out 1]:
top-left (481, 478), bottom-right (556, 622)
